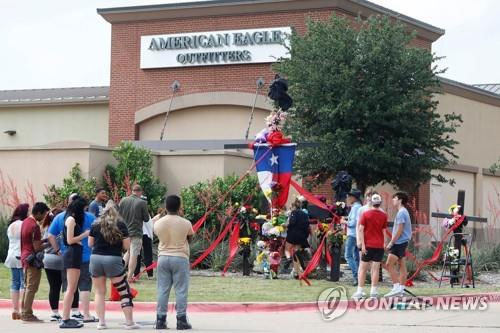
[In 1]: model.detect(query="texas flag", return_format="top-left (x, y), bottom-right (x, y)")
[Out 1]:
top-left (253, 143), bottom-right (296, 209)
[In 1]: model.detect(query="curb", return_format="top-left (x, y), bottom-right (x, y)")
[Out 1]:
top-left (1, 292), bottom-right (499, 313)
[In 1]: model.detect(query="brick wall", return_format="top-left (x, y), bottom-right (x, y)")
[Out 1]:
top-left (108, 8), bottom-right (432, 145)
top-left (108, 6), bottom-right (433, 220)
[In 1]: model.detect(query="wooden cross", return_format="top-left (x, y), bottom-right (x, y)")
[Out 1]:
top-left (431, 190), bottom-right (487, 223)
top-left (431, 190), bottom-right (487, 287)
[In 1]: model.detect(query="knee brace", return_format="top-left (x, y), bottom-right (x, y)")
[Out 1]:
top-left (113, 277), bottom-right (133, 308)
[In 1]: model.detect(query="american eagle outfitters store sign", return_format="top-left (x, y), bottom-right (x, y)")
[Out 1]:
top-left (140, 27), bottom-right (291, 69)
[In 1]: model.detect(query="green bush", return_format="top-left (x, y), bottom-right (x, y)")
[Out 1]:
top-left (180, 174), bottom-right (264, 230)
top-left (183, 174), bottom-right (264, 271)
top-left (0, 215), bottom-right (9, 262)
top-left (473, 243), bottom-right (500, 272)
top-left (44, 163), bottom-right (97, 208)
top-left (104, 142), bottom-right (167, 213)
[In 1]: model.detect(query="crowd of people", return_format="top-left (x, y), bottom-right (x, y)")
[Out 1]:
top-left (4, 184), bottom-right (193, 330)
top-left (3, 180), bottom-right (413, 329)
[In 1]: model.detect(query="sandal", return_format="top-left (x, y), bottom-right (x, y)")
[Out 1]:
top-left (83, 316), bottom-right (99, 323)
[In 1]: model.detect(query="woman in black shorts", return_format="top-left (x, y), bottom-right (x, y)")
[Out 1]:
top-left (282, 199), bottom-right (310, 273)
top-left (89, 201), bottom-right (139, 330)
top-left (60, 198), bottom-right (89, 329)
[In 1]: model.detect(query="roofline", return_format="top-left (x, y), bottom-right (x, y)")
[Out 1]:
top-left (473, 83), bottom-right (500, 86)
top-left (0, 86), bottom-right (109, 107)
top-left (0, 99), bottom-right (109, 108)
top-left (97, 0), bottom-right (444, 42)
top-left (439, 76), bottom-right (500, 108)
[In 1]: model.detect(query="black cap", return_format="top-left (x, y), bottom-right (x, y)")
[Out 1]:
top-left (347, 189), bottom-right (361, 200)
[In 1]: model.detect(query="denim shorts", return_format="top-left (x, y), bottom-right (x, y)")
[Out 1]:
top-left (10, 268), bottom-right (25, 291)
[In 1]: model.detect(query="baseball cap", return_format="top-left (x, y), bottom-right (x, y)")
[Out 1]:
top-left (371, 194), bottom-right (382, 205)
top-left (347, 189), bottom-right (361, 200)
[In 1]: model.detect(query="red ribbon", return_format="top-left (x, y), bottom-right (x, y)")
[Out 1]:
top-left (405, 215), bottom-right (466, 285)
top-left (290, 179), bottom-right (344, 285)
top-left (192, 148), bottom-right (272, 233)
top-left (130, 261), bottom-right (158, 282)
top-left (291, 179), bottom-right (332, 213)
top-left (222, 222), bottom-right (241, 275)
top-left (299, 232), bottom-right (329, 285)
top-left (191, 216), bottom-right (236, 269)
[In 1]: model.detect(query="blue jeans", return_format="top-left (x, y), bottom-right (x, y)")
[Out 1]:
top-left (156, 256), bottom-right (190, 317)
top-left (344, 236), bottom-right (360, 280)
top-left (10, 268), bottom-right (24, 291)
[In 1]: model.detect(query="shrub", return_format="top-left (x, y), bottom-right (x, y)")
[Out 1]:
top-left (44, 163), bottom-right (97, 208)
top-left (180, 174), bottom-right (264, 230)
top-left (0, 215), bottom-right (9, 262)
top-left (104, 142), bottom-right (167, 213)
top-left (183, 174), bottom-right (264, 271)
top-left (473, 243), bottom-right (500, 272)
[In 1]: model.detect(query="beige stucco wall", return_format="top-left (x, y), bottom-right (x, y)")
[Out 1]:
top-left (0, 104), bottom-right (109, 147)
top-left (482, 175), bottom-right (500, 233)
top-left (435, 92), bottom-right (500, 169)
top-left (429, 91), bottom-right (500, 240)
top-left (0, 144), bottom-right (113, 214)
top-left (154, 151), bottom-right (253, 196)
top-left (138, 105), bottom-right (269, 141)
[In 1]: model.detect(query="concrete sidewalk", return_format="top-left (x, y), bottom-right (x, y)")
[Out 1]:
top-left (1, 304), bottom-right (500, 332)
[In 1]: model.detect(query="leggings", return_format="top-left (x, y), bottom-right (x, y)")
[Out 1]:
top-left (134, 235), bottom-right (154, 277)
top-left (45, 268), bottom-right (79, 310)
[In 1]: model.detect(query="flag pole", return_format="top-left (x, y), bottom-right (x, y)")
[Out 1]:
top-left (244, 78), bottom-right (265, 141)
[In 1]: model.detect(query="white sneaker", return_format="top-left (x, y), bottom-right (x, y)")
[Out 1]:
top-left (384, 287), bottom-right (404, 297)
top-left (97, 323), bottom-right (107, 330)
top-left (369, 292), bottom-right (378, 299)
top-left (123, 322), bottom-right (140, 330)
top-left (351, 290), bottom-right (366, 300)
top-left (50, 313), bottom-right (62, 322)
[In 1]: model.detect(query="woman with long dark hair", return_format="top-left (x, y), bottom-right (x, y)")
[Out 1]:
top-left (41, 208), bottom-right (65, 321)
top-left (4, 203), bottom-right (29, 320)
top-left (89, 200), bottom-right (139, 330)
top-left (60, 198), bottom-right (89, 329)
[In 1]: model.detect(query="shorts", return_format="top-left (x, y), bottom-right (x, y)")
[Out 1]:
top-left (63, 245), bottom-right (82, 269)
top-left (361, 248), bottom-right (384, 263)
top-left (90, 255), bottom-right (125, 278)
top-left (78, 262), bottom-right (92, 291)
top-left (10, 268), bottom-right (25, 291)
top-left (390, 242), bottom-right (408, 259)
top-left (61, 263), bottom-right (92, 292)
top-left (129, 237), bottom-right (143, 257)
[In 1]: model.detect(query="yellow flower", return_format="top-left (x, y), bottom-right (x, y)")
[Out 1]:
top-left (256, 214), bottom-right (268, 220)
top-left (252, 208), bottom-right (259, 214)
top-left (276, 225), bottom-right (285, 233)
top-left (239, 237), bottom-right (252, 245)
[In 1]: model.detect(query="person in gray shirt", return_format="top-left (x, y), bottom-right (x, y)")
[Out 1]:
top-left (119, 184), bottom-right (150, 282)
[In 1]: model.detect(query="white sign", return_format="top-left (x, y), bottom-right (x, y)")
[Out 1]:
top-left (140, 27), bottom-right (291, 69)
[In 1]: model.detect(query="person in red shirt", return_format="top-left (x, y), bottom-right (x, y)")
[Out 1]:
top-left (20, 202), bottom-right (50, 322)
top-left (352, 194), bottom-right (388, 300)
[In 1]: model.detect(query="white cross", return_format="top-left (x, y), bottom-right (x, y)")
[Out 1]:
top-left (270, 154), bottom-right (279, 166)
